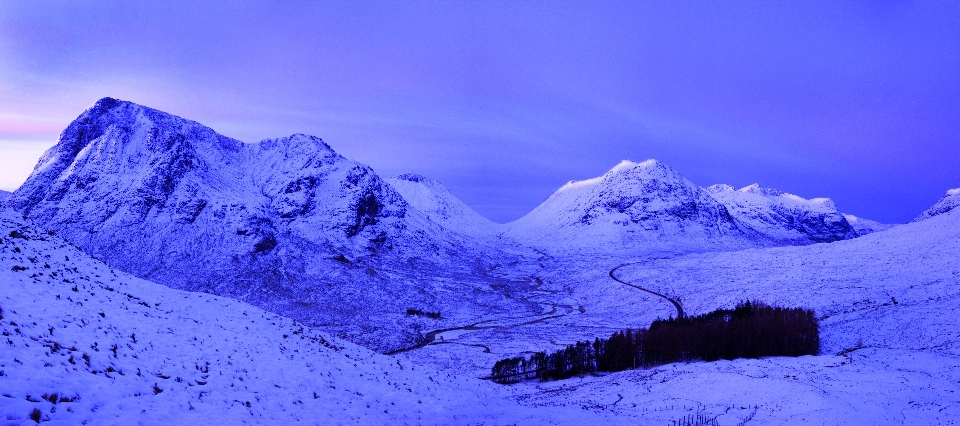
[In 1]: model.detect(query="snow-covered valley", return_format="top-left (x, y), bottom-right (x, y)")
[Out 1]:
top-left (3, 98), bottom-right (959, 425)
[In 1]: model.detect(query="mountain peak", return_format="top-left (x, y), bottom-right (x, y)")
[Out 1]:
top-left (705, 184), bottom-right (735, 194)
top-left (386, 173), bottom-right (498, 236)
top-left (740, 183), bottom-right (784, 197)
top-left (609, 159), bottom-right (662, 174)
top-left (560, 159), bottom-right (672, 193)
top-left (91, 96), bottom-right (123, 111)
top-left (394, 173), bottom-right (432, 183)
top-left (508, 158), bottom-right (750, 253)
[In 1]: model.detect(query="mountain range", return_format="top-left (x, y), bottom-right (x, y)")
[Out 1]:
top-left (5, 98), bottom-right (960, 424)
top-left (9, 98), bottom-right (895, 349)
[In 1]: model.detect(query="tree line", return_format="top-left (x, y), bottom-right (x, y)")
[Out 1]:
top-left (406, 308), bottom-right (441, 319)
top-left (491, 301), bottom-right (818, 384)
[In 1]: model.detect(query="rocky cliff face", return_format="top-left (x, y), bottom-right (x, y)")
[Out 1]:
top-left (505, 160), bottom-right (760, 254)
top-left (9, 98), bottom-right (530, 351)
top-left (705, 183), bottom-right (858, 244)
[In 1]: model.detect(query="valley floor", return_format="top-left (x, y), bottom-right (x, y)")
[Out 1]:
top-left (392, 209), bottom-right (960, 425)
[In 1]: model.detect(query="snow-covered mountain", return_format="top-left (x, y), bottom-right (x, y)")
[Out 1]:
top-left (7, 98), bottom-right (529, 351)
top-left (505, 160), bottom-right (758, 253)
top-left (0, 203), bottom-right (604, 425)
top-left (842, 213), bottom-right (896, 235)
top-left (705, 183), bottom-right (859, 244)
top-left (913, 187), bottom-right (960, 222)
top-left (0, 190), bottom-right (10, 205)
top-left (386, 173), bottom-right (500, 238)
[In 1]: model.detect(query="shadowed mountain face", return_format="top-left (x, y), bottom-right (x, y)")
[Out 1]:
top-left (10, 98), bottom-right (532, 351)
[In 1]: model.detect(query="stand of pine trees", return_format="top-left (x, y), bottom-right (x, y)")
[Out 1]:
top-left (491, 301), bottom-right (818, 384)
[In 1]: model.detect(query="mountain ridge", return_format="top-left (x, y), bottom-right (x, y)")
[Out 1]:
top-left (9, 97), bottom-right (532, 351)
top-left (913, 188), bottom-right (960, 222)
top-left (705, 183), bottom-right (860, 244)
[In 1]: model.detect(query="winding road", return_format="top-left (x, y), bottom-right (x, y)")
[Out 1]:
top-left (387, 260), bottom-right (684, 355)
top-left (610, 262), bottom-right (685, 319)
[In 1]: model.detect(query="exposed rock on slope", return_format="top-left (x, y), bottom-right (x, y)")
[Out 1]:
top-left (705, 183), bottom-right (858, 244)
top-left (9, 98), bottom-right (529, 351)
top-left (913, 188), bottom-right (960, 222)
top-left (505, 160), bottom-right (757, 253)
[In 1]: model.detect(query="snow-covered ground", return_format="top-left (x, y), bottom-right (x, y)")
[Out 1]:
top-left (6, 199), bottom-right (958, 425)
top-left (0, 204), bottom-right (619, 425)
top-left (390, 202), bottom-right (960, 425)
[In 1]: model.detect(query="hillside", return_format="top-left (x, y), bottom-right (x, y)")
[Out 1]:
top-left (386, 173), bottom-right (501, 238)
top-left (912, 187), bottom-right (960, 222)
top-left (0, 204), bottom-right (609, 425)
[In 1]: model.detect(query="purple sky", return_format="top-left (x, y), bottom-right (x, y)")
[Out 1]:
top-left (1, 1), bottom-right (958, 223)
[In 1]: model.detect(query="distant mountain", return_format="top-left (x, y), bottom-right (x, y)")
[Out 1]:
top-left (9, 98), bottom-right (529, 351)
top-left (705, 183), bottom-right (859, 244)
top-left (913, 188), bottom-right (960, 222)
top-left (843, 214), bottom-right (896, 235)
top-left (505, 160), bottom-right (758, 253)
top-left (0, 189), bottom-right (10, 205)
top-left (386, 173), bottom-right (500, 238)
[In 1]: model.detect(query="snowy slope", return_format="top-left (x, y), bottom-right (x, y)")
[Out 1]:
top-left (505, 160), bottom-right (757, 254)
top-left (0, 204), bottom-right (613, 425)
top-left (912, 187), bottom-right (960, 222)
top-left (705, 183), bottom-right (858, 244)
top-left (386, 173), bottom-right (501, 238)
top-left (842, 213), bottom-right (896, 235)
top-left (8, 98), bottom-right (531, 351)
top-left (0, 191), bottom-right (9, 206)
